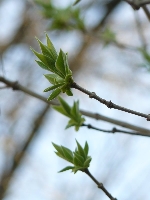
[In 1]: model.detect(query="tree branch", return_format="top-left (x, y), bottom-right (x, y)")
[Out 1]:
top-left (82, 123), bottom-right (149, 136)
top-left (72, 82), bottom-right (150, 121)
top-left (84, 168), bottom-right (117, 200)
top-left (1, 76), bottom-right (150, 136)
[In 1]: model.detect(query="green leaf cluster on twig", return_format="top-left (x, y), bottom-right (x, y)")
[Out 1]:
top-left (53, 96), bottom-right (85, 131)
top-left (31, 34), bottom-right (74, 100)
top-left (34, 0), bottom-right (85, 31)
top-left (52, 140), bottom-right (92, 174)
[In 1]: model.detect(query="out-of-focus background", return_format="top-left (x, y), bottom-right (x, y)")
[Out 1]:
top-left (0, 0), bottom-right (150, 200)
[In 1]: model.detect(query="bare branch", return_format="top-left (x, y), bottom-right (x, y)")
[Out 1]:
top-left (1, 76), bottom-right (150, 136)
top-left (82, 123), bottom-right (149, 136)
top-left (72, 82), bottom-right (150, 121)
top-left (84, 169), bottom-right (117, 200)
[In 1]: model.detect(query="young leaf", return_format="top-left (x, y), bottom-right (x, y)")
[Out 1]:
top-left (58, 96), bottom-right (71, 115)
top-left (44, 74), bottom-right (58, 84)
top-left (59, 166), bottom-right (74, 173)
top-left (36, 37), bottom-right (55, 60)
top-left (61, 146), bottom-right (73, 163)
top-left (35, 60), bottom-right (49, 71)
top-left (46, 34), bottom-right (57, 61)
top-left (53, 106), bottom-right (71, 117)
top-left (76, 140), bottom-right (86, 159)
top-left (55, 49), bottom-right (67, 78)
top-left (66, 89), bottom-right (73, 96)
top-left (44, 83), bottom-right (64, 92)
top-left (31, 48), bottom-right (55, 70)
top-left (52, 143), bottom-right (65, 157)
top-left (63, 53), bottom-right (72, 75)
top-left (74, 152), bottom-right (85, 164)
top-left (83, 157), bottom-right (92, 167)
top-left (73, 0), bottom-right (81, 6)
top-left (47, 88), bottom-right (61, 101)
top-left (84, 141), bottom-right (89, 157)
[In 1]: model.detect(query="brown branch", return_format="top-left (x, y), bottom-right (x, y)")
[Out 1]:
top-left (82, 123), bottom-right (149, 137)
top-left (72, 82), bottom-right (150, 121)
top-left (0, 104), bottom-right (50, 199)
top-left (123, 0), bottom-right (150, 21)
top-left (1, 76), bottom-right (150, 136)
top-left (84, 168), bottom-right (117, 200)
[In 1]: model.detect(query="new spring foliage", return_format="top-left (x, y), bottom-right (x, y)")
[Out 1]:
top-left (52, 140), bottom-right (92, 174)
top-left (31, 34), bottom-right (74, 100)
top-left (53, 96), bottom-right (85, 131)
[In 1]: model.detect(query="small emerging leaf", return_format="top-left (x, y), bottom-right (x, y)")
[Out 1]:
top-left (44, 83), bottom-right (64, 92)
top-left (84, 141), bottom-right (89, 156)
top-left (59, 166), bottom-right (74, 173)
top-left (58, 96), bottom-right (71, 115)
top-left (47, 88), bottom-right (61, 101)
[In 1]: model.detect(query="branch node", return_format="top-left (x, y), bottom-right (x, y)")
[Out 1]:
top-left (107, 100), bottom-right (113, 108)
top-left (12, 81), bottom-right (19, 90)
top-left (147, 114), bottom-right (150, 121)
top-left (112, 127), bottom-right (116, 133)
top-left (98, 183), bottom-right (103, 188)
top-left (89, 92), bottom-right (96, 98)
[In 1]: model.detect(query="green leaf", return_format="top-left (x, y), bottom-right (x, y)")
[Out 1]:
top-left (73, 0), bottom-right (81, 6)
top-left (36, 37), bottom-right (55, 61)
top-left (61, 146), bottom-right (73, 163)
top-left (55, 151), bottom-right (66, 160)
top-left (47, 88), bottom-right (61, 101)
top-left (56, 49), bottom-right (67, 78)
top-left (52, 143), bottom-right (65, 157)
top-left (76, 140), bottom-right (86, 159)
top-left (46, 34), bottom-right (57, 61)
top-left (58, 96), bottom-right (71, 115)
top-left (84, 141), bottom-right (89, 157)
top-left (66, 89), bottom-right (73, 96)
top-left (44, 74), bottom-right (58, 84)
top-left (84, 157), bottom-right (92, 167)
top-left (35, 60), bottom-right (49, 70)
top-left (75, 125), bottom-right (80, 131)
top-left (31, 48), bottom-right (56, 73)
top-left (59, 166), bottom-right (74, 173)
top-left (53, 106), bottom-right (71, 118)
top-left (74, 152), bottom-right (85, 164)
top-left (65, 74), bottom-right (73, 84)
top-left (62, 53), bottom-right (72, 75)
top-left (44, 83), bottom-right (64, 92)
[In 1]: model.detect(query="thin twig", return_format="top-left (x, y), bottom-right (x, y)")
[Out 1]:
top-left (84, 168), bottom-right (117, 200)
top-left (82, 123), bottom-right (149, 137)
top-left (1, 76), bottom-right (150, 136)
top-left (71, 82), bottom-right (150, 121)
top-left (123, 0), bottom-right (150, 21)
top-left (123, 0), bottom-right (150, 9)
top-left (142, 5), bottom-right (150, 21)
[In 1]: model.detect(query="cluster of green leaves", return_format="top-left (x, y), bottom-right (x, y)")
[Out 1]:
top-left (31, 34), bottom-right (74, 100)
top-left (52, 140), bottom-right (92, 173)
top-left (53, 97), bottom-right (85, 131)
top-left (101, 28), bottom-right (116, 46)
top-left (34, 0), bottom-right (85, 31)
